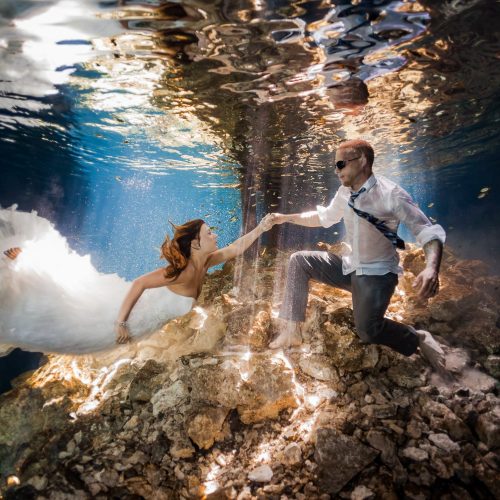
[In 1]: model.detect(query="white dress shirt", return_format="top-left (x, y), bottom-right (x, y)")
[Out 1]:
top-left (316, 174), bottom-right (446, 276)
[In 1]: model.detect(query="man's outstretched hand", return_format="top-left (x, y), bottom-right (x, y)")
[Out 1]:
top-left (413, 267), bottom-right (440, 300)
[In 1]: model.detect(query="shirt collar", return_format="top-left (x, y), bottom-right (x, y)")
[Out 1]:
top-left (351, 174), bottom-right (377, 195)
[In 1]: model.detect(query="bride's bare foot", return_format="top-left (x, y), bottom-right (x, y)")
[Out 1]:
top-left (4, 247), bottom-right (22, 260)
top-left (269, 322), bottom-right (302, 349)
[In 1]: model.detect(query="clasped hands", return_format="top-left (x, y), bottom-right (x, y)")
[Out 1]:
top-left (258, 213), bottom-right (287, 232)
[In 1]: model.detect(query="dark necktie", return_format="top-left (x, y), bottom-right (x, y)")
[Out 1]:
top-left (348, 187), bottom-right (405, 250)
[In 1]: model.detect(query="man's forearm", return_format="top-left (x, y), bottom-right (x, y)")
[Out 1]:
top-left (423, 239), bottom-right (443, 273)
top-left (281, 211), bottom-right (322, 227)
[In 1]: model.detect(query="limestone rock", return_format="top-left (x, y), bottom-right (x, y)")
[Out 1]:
top-left (348, 381), bottom-right (369, 399)
top-left (182, 354), bottom-right (299, 424)
top-left (299, 354), bottom-right (339, 382)
top-left (475, 461), bottom-right (500, 498)
top-left (125, 476), bottom-right (172, 499)
top-left (247, 309), bottom-right (272, 348)
top-left (186, 406), bottom-right (230, 449)
top-left (475, 406), bottom-right (500, 449)
top-left (428, 433), bottom-right (460, 453)
top-left (402, 248), bottom-right (426, 276)
top-left (449, 308), bottom-right (500, 355)
top-left (170, 438), bottom-right (195, 459)
top-left (427, 283), bottom-right (479, 323)
top-left (400, 447), bottom-right (429, 462)
top-left (151, 380), bottom-right (189, 416)
top-left (26, 475), bottom-right (48, 491)
top-left (326, 306), bottom-right (355, 328)
top-left (314, 428), bottom-right (378, 494)
top-left (406, 419), bottom-right (426, 439)
top-left (444, 347), bottom-right (470, 374)
top-left (224, 302), bottom-right (271, 348)
top-left (281, 442), bottom-right (302, 466)
top-left (248, 464), bottom-right (273, 482)
top-left (0, 367), bottom-right (88, 472)
top-left (128, 359), bottom-right (170, 402)
top-left (387, 361), bottom-right (426, 389)
top-left (351, 485), bottom-right (375, 500)
top-left (484, 355), bottom-right (500, 379)
top-left (449, 259), bottom-right (489, 282)
top-left (421, 399), bottom-right (472, 441)
top-left (459, 368), bottom-right (497, 393)
top-left (304, 388), bottom-right (338, 411)
top-left (323, 322), bottom-right (379, 373)
top-left (365, 430), bottom-right (397, 466)
top-left (483, 452), bottom-right (500, 471)
top-left (361, 404), bottom-right (397, 419)
top-left (473, 275), bottom-right (500, 304)
top-left (123, 415), bottom-right (140, 431)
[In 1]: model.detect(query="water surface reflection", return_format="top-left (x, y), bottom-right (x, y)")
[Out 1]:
top-left (105, 0), bottom-right (499, 258)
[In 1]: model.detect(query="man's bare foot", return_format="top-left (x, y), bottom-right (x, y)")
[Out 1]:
top-left (4, 247), bottom-right (22, 260)
top-left (269, 331), bottom-right (302, 349)
top-left (269, 322), bottom-right (302, 349)
top-left (417, 329), bottom-right (446, 373)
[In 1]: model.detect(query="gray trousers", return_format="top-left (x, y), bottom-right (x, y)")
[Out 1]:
top-left (279, 251), bottom-right (418, 356)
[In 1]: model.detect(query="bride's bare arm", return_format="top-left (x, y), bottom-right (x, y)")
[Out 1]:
top-left (116, 268), bottom-right (175, 323)
top-left (115, 268), bottom-right (177, 343)
top-left (206, 214), bottom-right (273, 268)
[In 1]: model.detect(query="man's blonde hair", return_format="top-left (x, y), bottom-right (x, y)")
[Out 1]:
top-left (338, 139), bottom-right (374, 168)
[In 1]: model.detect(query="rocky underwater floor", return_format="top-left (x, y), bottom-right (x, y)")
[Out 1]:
top-left (0, 247), bottom-right (499, 500)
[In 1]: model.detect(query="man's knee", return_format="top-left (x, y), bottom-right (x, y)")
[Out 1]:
top-left (288, 251), bottom-right (310, 270)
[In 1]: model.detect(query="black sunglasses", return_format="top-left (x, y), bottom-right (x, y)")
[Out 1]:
top-left (335, 155), bottom-right (361, 170)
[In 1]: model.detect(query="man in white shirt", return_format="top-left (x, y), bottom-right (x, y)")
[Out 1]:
top-left (268, 139), bottom-right (447, 372)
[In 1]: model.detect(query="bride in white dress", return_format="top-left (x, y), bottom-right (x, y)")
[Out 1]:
top-left (0, 206), bottom-right (273, 355)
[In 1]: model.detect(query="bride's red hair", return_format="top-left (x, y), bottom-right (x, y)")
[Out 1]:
top-left (161, 219), bottom-right (205, 281)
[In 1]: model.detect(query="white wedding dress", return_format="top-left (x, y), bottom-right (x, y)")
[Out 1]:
top-left (0, 206), bottom-right (195, 356)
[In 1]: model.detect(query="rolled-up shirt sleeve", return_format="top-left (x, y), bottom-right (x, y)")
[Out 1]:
top-left (391, 186), bottom-right (446, 246)
top-left (316, 189), bottom-right (344, 228)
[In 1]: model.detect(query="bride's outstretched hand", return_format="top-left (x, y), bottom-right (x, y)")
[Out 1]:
top-left (115, 322), bottom-right (131, 344)
top-left (4, 247), bottom-right (22, 260)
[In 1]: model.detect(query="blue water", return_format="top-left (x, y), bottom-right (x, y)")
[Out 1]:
top-left (1, 0), bottom-right (499, 392)
top-left (1, 86), bottom-right (243, 278)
